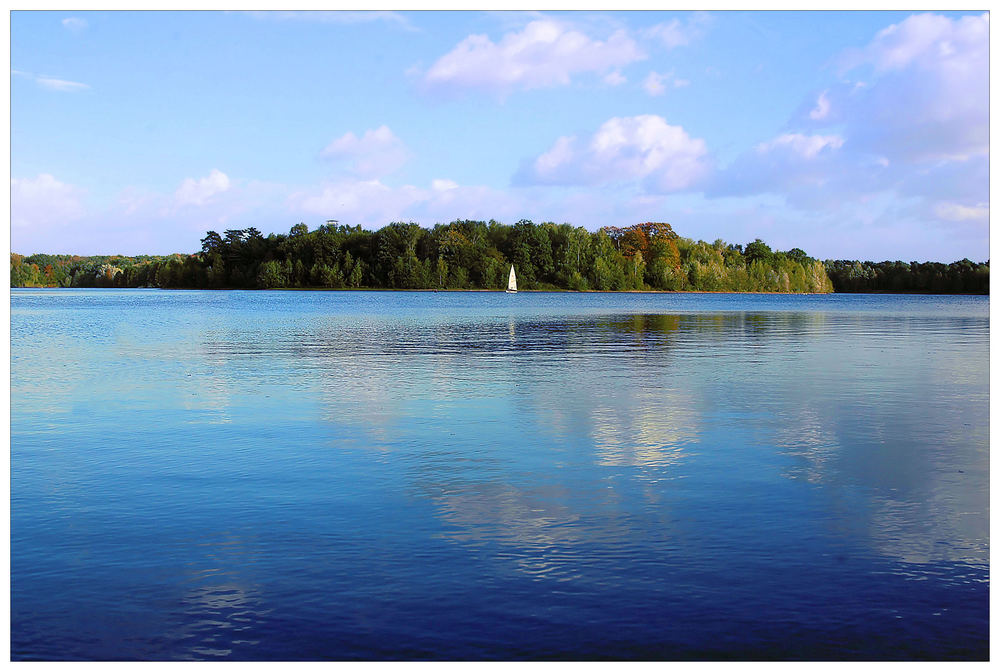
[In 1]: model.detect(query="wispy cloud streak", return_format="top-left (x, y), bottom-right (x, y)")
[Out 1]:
top-left (13, 69), bottom-right (90, 92)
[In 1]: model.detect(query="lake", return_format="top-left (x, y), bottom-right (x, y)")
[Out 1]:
top-left (10, 289), bottom-right (989, 660)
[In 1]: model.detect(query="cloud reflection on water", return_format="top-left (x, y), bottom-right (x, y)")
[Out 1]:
top-left (189, 306), bottom-right (988, 575)
top-left (11, 291), bottom-right (990, 659)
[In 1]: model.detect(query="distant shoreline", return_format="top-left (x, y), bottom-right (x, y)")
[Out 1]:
top-left (12, 286), bottom-right (988, 296)
top-left (12, 221), bottom-right (986, 294)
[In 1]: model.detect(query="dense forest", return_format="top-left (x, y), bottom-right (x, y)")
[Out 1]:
top-left (8, 219), bottom-right (987, 294)
top-left (823, 259), bottom-right (989, 294)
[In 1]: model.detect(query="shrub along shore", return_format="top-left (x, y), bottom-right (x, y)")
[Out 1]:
top-left (10, 219), bottom-right (988, 294)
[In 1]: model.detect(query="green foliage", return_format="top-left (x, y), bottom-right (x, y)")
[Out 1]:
top-left (824, 258), bottom-right (987, 294)
top-left (743, 239), bottom-right (773, 266)
top-left (19, 222), bottom-right (976, 294)
top-left (567, 270), bottom-right (589, 291)
top-left (257, 260), bottom-right (286, 289)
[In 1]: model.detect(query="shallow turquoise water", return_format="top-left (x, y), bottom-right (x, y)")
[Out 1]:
top-left (10, 290), bottom-right (989, 660)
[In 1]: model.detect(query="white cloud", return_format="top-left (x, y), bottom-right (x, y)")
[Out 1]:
top-left (13, 70), bottom-right (90, 92)
top-left (709, 133), bottom-right (853, 206)
top-left (431, 179), bottom-right (459, 192)
top-left (895, 155), bottom-right (987, 204)
top-left (292, 179), bottom-right (425, 224)
top-left (643, 71), bottom-right (666, 96)
top-left (847, 12), bottom-right (987, 73)
top-left (533, 136), bottom-right (576, 176)
top-left (290, 177), bottom-right (525, 227)
top-left (603, 70), bottom-right (626, 86)
top-left (108, 178), bottom-right (291, 254)
top-left (647, 20), bottom-right (691, 48)
top-left (244, 11), bottom-right (413, 30)
top-left (11, 174), bottom-right (87, 232)
top-left (756, 133), bottom-right (844, 159)
top-left (809, 90), bottom-right (830, 120)
top-left (645, 13), bottom-right (711, 49)
top-left (175, 169), bottom-right (231, 206)
top-left (518, 115), bottom-right (710, 193)
top-left (418, 183), bottom-right (524, 222)
top-left (711, 12), bottom-right (987, 226)
top-left (61, 17), bottom-right (88, 32)
top-left (826, 12), bottom-right (988, 163)
top-left (36, 77), bottom-right (90, 92)
top-left (643, 70), bottom-right (688, 97)
top-left (933, 201), bottom-right (988, 222)
top-left (422, 19), bottom-right (644, 96)
top-left (321, 125), bottom-right (409, 178)
top-left (12, 171), bottom-right (253, 254)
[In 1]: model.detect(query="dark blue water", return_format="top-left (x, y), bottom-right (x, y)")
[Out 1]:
top-left (10, 290), bottom-right (989, 660)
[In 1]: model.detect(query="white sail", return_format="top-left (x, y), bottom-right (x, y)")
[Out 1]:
top-left (506, 265), bottom-right (517, 293)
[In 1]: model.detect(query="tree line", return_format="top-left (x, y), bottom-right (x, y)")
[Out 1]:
top-left (10, 252), bottom-right (164, 289)
top-left (8, 219), bottom-right (985, 294)
top-left (823, 259), bottom-right (988, 294)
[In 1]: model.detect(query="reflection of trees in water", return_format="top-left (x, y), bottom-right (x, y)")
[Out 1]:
top-left (196, 311), bottom-right (833, 391)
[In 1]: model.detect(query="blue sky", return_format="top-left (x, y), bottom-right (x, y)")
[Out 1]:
top-left (10, 10), bottom-right (989, 261)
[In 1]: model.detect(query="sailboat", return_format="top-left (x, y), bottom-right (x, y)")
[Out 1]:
top-left (506, 265), bottom-right (517, 294)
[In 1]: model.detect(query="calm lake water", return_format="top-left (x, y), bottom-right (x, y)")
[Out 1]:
top-left (10, 289), bottom-right (989, 660)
